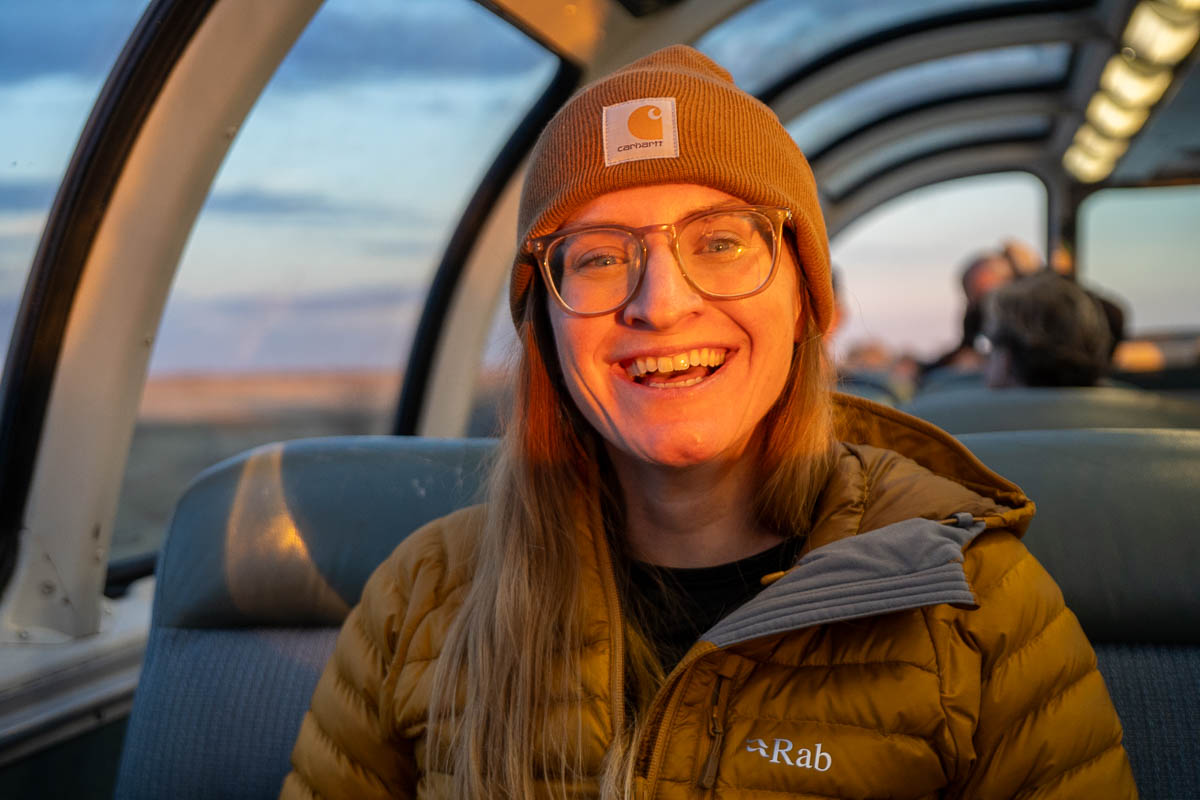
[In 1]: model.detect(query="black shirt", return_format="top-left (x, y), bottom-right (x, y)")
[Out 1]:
top-left (626, 535), bottom-right (804, 672)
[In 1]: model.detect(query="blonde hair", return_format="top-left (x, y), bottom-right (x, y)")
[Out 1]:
top-left (429, 264), bottom-right (837, 798)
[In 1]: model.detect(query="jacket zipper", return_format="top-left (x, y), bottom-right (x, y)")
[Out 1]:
top-left (697, 671), bottom-right (733, 790)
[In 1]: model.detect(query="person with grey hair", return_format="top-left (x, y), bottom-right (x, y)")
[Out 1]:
top-left (983, 270), bottom-right (1114, 388)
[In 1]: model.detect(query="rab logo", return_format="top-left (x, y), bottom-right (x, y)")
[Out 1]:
top-left (746, 738), bottom-right (832, 772)
top-left (627, 104), bottom-right (664, 140)
top-left (602, 97), bottom-right (679, 166)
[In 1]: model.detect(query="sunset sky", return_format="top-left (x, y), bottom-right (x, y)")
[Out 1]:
top-left (2, 0), bottom-right (1195, 375)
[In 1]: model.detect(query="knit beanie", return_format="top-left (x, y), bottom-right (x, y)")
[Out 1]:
top-left (510, 45), bottom-right (833, 332)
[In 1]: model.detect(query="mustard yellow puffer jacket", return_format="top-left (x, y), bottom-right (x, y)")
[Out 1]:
top-left (282, 397), bottom-right (1137, 799)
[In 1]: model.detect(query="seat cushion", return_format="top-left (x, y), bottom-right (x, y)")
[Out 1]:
top-left (114, 627), bottom-right (338, 799)
top-left (1096, 644), bottom-right (1200, 798)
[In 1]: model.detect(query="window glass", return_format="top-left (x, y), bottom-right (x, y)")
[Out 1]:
top-left (823, 115), bottom-right (1052, 198)
top-left (0, 0), bottom-right (152, 360)
top-left (1079, 185), bottom-right (1200, 336)
top-left (696, 0), bottom-right (1029, 93)
top-left (111, 0), bottom-right (556, 560)
top-left (830, 172), bottom-right (1046, 363)
top-left (788, 44), bottom-right (1069, 156)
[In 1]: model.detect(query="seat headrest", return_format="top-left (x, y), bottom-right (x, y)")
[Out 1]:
top-left (903, 386), bottom-right (1200, 434)
top-left (958, 428), bottom-right (1200, 643)
top-left (154, 437), bottom-right (497, 628)
top-left (156, 430), bottom-right (1200, 644)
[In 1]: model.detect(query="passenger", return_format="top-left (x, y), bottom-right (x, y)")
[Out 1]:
top-left (1000, 238), bottom-right (1043, 276)
top-left (282, 46), bottom-right (1136, 799)
top-left (983, 270), bottom-right (1114, 388)
top-left (924, 250), bottom-right (1017, 373)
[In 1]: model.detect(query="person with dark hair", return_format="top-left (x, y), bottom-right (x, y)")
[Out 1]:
top-left (983, 270), bottom-right (1114, 387)
top-left (925, 251), bottom-right (1017, 372)
top-left (283, 46), bottom-right (1135, 799)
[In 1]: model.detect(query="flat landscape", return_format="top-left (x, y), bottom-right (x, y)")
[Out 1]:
top-left (111, 371), bottom-right (400, 560)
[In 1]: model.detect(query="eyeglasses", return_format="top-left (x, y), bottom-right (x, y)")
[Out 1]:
top-left (526, 205), bottom-right (791, 316)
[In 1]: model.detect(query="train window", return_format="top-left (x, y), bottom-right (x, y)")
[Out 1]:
top-left (823, 116), bottom-right (1053, 198)
top-left (1079, 184), bottom-right (1200, 337)
top-left (0, 0), bottom-right (152, 361)
top-left (110, 0), bottom-right (556, 560)
top-left (787, 44), bottom-right (1070, 157)
top-left (830, 172), bottom-right (1046, 364)
top-left (696, 0), bottom-right (1021, 93)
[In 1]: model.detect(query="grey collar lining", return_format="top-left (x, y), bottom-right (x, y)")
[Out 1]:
top-left (705, 515), bottom-right (987, 649)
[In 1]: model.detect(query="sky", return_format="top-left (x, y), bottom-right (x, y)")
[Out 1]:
top-left (1, 0), bottom-right (1196, 377)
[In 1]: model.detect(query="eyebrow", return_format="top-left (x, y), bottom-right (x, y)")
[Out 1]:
top-left (558, 198), bottom-right (746, 232)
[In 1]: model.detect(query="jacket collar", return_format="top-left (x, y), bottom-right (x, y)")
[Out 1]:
top-left (705, 513), bottom-right (986, 648)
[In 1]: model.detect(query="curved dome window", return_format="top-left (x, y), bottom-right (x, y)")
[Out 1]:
top-left (824, 115), bottom-right (1053, 199)
top-left (696, 0), bottom-right (1036, 94)
top-left (788, 44), bottom-right (1070, 157)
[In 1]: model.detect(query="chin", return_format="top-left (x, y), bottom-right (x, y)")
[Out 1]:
top-left (617, 428), bottom-right (747, 469)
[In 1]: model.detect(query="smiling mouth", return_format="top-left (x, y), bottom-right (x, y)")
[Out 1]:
top-left (623, 347), bottom-right (728, 388)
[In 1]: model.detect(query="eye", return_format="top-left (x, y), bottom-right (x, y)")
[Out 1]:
top-left (692, 231), bottom-right (749, 259)
top-left (701, 235), bottom-right (744, 254)
top-left (570, 248), bottom-right (628, 273)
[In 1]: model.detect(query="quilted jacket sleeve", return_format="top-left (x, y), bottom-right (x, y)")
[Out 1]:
top-left (941, 529), bottom-right (1138, 799)
top-left (280, 546), bottom-right (417, 799)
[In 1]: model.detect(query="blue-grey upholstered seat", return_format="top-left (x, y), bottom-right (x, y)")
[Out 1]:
top-left (903, 385), bottom-right (1200, 434)
top-left (958, 428), bottom-right (1200, 798)
top-left (114, 437), bottom-right (495, 799)
top-left (115, 429), bottom-right (1199, 798)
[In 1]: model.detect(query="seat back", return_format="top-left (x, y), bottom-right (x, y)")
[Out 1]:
top-left (902, 385), bottom-right (1200, 434)
top-left (958, 428), bottom-right (1200, 797)
top-left (114, 437), bottom-right (496, 800)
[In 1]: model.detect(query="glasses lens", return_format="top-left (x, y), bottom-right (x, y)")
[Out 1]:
top-left (677, 210), bottom-right (775, 297)
top-left (546, 228), bottom-right (641, 314)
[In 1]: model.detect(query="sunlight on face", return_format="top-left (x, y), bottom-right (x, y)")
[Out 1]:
top-left (547, 184), bottom-right (803, 469)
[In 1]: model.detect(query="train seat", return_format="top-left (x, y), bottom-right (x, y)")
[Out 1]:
top-left (114, 430), bottom-right (1199, 798)
top-left (113, 437), bottom-right (494, 800)
top-left (958, 428), bottom-right (1200, 798)
top-left (901, 385), bottom-right (1200, 434)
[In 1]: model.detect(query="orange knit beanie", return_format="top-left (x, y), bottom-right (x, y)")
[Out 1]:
top-left (510, 44), bottom-right (833, 332)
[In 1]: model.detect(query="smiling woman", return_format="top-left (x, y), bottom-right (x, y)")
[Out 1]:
top-left (281, 45), bottom-right (1137, 800)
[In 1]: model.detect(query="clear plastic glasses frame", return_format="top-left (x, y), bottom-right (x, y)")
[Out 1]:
top-left (525, 205), bottom-right (792, 316)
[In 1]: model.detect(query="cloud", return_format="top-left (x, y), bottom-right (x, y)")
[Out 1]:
top-left (1, 1), bottom-right (548, 87)
top-left (149, 283), bottom-right (429, 372)
top-left (269, 4), bottom-right (547, 90)
top-left (199, 284), bottom-right (426, 316)
top-left (0, 0), bottom-right (147, 84)
top-left (0, 181), bottom-right (56, 212)
top-left (203, 187), bottom-right (389, 221)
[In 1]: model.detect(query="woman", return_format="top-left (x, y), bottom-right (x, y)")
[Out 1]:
top-left (282, 46), bottom-right (1136, 799)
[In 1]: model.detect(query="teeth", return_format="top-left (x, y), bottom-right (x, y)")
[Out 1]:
top-left (627, 348), bottom-right (727, 379)
top-left (646, 375), bottom-right (704, 389)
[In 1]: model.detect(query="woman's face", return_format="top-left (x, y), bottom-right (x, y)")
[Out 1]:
top-left (547, 183), bottom-right (803, 469)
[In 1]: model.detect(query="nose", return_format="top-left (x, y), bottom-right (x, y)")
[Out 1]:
top-left (620, 232), bottom-right (704, 329)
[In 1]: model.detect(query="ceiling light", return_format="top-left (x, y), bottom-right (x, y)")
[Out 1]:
top-left (1086, 92), bottom-right (1150, 137)
top-left (1063, 145), bottom-right (1115, 183)
top-left (1123, 1), bottom-right (1200, 65)
top-left (1100, 55), bottom-right (1174, 106)
top-left (1074, 124), bottom-right (1129, 160)
top-left (1160, 0), bottom-right (1200, 12)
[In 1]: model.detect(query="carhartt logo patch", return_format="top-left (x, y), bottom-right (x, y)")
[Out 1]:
top-left (602, 97), bottom-right (679, 166)
top-left (746, 738), bottom-right (832, 772)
